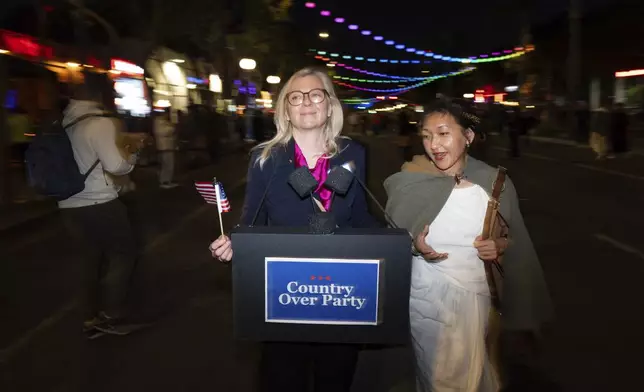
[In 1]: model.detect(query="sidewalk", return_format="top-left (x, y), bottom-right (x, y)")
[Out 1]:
top-left (0, 151), bottom-right (248, 235)
top-left (0, 199), bottom-right (58, 233)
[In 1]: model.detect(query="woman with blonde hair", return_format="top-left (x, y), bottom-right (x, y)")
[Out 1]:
top-left (209, 67), bottom-right (379, 391)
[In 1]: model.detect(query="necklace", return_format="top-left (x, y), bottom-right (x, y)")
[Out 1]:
top-left (454, 172), bottom-right (466, 184)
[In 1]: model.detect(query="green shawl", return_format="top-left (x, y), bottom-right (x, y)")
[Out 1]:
top-left (384, 154), bottom-right (553, 332)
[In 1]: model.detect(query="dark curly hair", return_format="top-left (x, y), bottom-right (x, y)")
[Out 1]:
top-left (423, 98), bottom-right (481, 133)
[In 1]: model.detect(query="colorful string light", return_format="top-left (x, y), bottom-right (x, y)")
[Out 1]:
top-left (314, 55), bottom-right (430, 80)
top-left (332, 74), bottom-right (432, 84)
top-left (309, 48), bottom-right (432, 65)
top-left (333, 68), bottom-right (475, 93)
top-left (304, 2), bottom-right (535, 63)
top-left (342, 98), bottom-right (380, 104)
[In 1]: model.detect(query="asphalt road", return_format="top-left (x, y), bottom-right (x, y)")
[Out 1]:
top-left (1, 134), bottom-right (643, 392)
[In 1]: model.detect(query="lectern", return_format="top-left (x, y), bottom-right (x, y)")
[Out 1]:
top-left (231, 226), bottom-right (412, 344)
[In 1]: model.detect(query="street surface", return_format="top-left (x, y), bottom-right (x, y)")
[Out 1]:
top-left (1, 134), bottom-right (643, 392)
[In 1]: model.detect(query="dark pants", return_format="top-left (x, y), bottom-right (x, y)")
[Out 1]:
top-left (610, 127), bottom-right (628, 153)
top-left (62, 198), bottom-right (137, 319)
top-left (258, 342), bottom-right (359, 392)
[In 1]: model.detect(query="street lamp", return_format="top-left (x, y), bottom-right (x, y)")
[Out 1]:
top-left (239, 58), bottom-right (256, 70)
top-left (266, 75), bottom-right (281, 84)
top-left (319, 32), bottom-right (329, 39)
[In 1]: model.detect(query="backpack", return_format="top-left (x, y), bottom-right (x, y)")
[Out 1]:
top-left (25, 113), bottom-right (113, 201)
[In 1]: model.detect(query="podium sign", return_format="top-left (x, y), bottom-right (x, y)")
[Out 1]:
top-left (265, 258), bottom-right (383, 325)
top-left (231, 227), bottom-right (411, 344)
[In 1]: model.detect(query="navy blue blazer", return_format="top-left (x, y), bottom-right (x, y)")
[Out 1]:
top-left (239, 138), bottom-right (380, 228)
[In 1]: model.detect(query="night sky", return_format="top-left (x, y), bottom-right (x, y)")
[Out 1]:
top-left (292, 0), bottom-right (614, 61)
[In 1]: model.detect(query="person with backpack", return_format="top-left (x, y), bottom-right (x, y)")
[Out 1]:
top-left (48, 76), bottom-right (138, 336)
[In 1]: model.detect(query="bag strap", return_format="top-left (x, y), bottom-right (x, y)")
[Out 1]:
top-left (63, 113), bottom-right (115, 130)
top-left (482, 166), bottom-right (507, 313)
top-left (83, 159), bottom-right (101, 180)
top-left (482, 166), bottom-right (507, 240)
top-left (490, 166), bottom-right (507, 202)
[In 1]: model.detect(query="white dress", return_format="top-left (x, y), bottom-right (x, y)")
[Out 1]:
top-left (410, 184), bottom-right (500, 392)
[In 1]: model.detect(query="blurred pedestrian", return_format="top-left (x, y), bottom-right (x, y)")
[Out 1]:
top-left (59, 75), bottom-right (139, 336)
top-left (153, 108), bottom-right (178, 188)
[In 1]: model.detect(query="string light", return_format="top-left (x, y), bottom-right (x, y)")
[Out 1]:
top-left (333, 68), bottom-right (475, 93)
top-left (342, 98), bottom-right (380, 104)
top-left (311, 45), bottom-right (527, 65)
top-left (314, 55), bottom-right (430, 80)
top-left (314, 55), bottom-right (444, 81)
top-left (304, 3), bottom-right (533, 63)
top-left (342, 98), bottom-right (379, 105)
top-left (332, 74), bottom-right (430, 84)
top-left (309, 48), bottom-right (431, 64)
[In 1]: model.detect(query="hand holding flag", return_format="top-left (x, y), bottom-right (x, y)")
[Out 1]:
top-left (195, 179), bottom-right (231, 236)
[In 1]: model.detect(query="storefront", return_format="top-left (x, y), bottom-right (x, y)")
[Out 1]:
top-left (145, 47), bottom-right (202, 114)
top-left (110, 58), bottom-right (151, 117)
top-left (0, 29), bottom-right (150, 202)
top-left (0, 29), bottom-right (150, 117)
top-left (614, 68), bottom-right (644, 107)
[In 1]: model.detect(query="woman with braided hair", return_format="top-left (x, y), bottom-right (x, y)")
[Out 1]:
top-left (384, 100), bottom-right (552, 391)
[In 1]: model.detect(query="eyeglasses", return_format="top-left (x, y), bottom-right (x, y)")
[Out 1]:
top-left (286, 89), bottom-right (328, 106)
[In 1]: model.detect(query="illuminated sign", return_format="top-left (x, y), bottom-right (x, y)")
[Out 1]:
top-left (111, 59), bottom-right (144, 75)
top-left (265, 257), bottom-right (383, 325)
top-left (0, 30), bottom-right (53, 59)
top-left (186, 76), bottom-right (208, 85)
top-left (615, 69), bottom-right (644, 78)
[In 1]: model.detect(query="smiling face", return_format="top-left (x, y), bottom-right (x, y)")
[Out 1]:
top-left (285, 75), bottom-right (331, 132)
top-left (421, 112), bottom-right (474, 175)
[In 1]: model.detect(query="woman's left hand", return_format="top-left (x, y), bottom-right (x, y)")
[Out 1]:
top-left (473, 236), bottom-right (507, 261)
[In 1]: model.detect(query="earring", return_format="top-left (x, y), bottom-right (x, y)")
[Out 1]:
top-left (466, 142), bottom-right (471, 148)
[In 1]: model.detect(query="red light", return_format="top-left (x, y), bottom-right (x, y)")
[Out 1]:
top-left (86, 56), bottom-right (102, 68)
top-left (111, 59), bottom-right (144, 75)
top-left (389, 96), bottom-right (398, 100)
top-left (314, 55), bottom-right (322, 59)
top-left (1, 30), bottom-right (54, 59)
top-left (376, 96), bottom-right (385, 100)
top-left (43, 5), bottom-right (54, 12)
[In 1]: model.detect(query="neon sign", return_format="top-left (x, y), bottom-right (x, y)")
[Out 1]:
top-left (186, 76), bottom-right (208, 85)
top-left (111, 59), bottom-right (144, 75)
top-left (0, 30), bottom-right (54, 59)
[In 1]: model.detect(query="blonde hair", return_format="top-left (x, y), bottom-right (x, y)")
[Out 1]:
top-left (255, 67), bottom-right (344, 167)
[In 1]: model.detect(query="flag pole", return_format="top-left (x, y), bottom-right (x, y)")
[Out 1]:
top-left (213, 177), bottom-right (225, 236)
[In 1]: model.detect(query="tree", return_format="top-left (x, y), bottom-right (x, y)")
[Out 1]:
top-left (85, 0), bottom-right (297, 94)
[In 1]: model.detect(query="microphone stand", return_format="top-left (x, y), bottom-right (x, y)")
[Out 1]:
top-left (353, 174), bottom-right (400, 230)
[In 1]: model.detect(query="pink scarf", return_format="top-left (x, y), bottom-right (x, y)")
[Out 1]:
top-left (294, 143), bottom-right (332, 211)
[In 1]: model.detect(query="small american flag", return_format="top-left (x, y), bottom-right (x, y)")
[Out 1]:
top-left (195, 181), bottom-right (231, 213)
